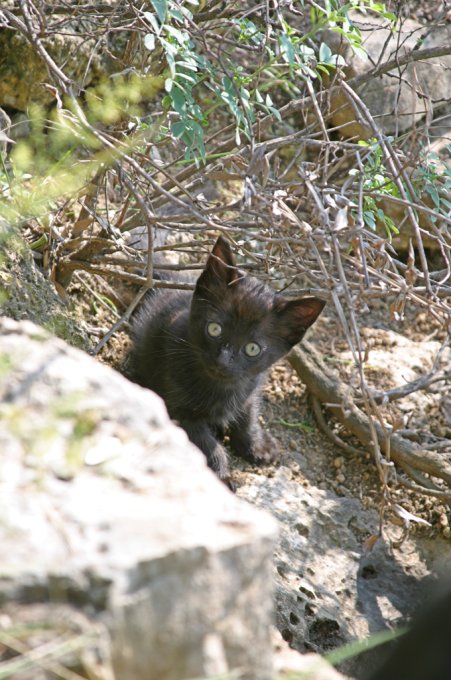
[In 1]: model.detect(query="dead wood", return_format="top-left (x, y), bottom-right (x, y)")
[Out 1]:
top-left (289, 342), bottom-right (451, 494)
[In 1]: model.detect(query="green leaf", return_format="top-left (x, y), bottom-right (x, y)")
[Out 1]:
top-left (330, 53), bottom-right (346, 66)
top-left (363, 210), bottom-right (376, 230)
top-left (385, 216), bottom-right (399, 234)
top-left (150, 0), bottom-right (167, 25)
top-left (159, 37), bottom-right (178, 56)
top-left (165, 25), bottom-right (188, 44)
top-left (279, 34), bottom-right (296, 66)
top-left (176, 72), bottom-right (197, 84)
top-left (144, 33), bottom-right (156, 51)
top-left (277, 418), bottom-right (314, 432)
top-left (144, 11), bottom-right (161, 35)
top-left (171, 120), bottom-right (186, 139)
top-left (426, 184), bottom-right (440, 209)
top-left (170, 7), bottom-right (192, 21)
top-left (170, 86), bottom-right (186, 114)
top-left (299, 43), bottom-right (315, 57)
top-left (177, 60), bottom-right (199, 72)
top-left (349, 42), bottom-right (367, 60)
top-left (319, 42), bottom-right (332, 62)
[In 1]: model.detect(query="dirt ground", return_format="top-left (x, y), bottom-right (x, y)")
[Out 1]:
top-left (77, 267), bottom-right (450, 543)
top-left (240, 309), bottom-right (450, 539)
top-left (52, 0), bottom-right (451, 542)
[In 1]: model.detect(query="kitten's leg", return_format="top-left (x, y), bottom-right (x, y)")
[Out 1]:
top-left (181, 421), bottom-right (232, 484)
top-left (229, 398), bottom-right (281, 464)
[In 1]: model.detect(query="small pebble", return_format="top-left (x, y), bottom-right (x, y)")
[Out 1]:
top-left (438, 513), bottom-right (449, 528)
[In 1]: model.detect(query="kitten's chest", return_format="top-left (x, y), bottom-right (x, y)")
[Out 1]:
top-left (171, 375), bottom-right (254, 425)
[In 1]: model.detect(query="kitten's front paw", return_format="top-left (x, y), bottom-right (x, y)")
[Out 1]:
top-left (251, 429), bottom-right (281, 464)
top-left (229, 424), bottom-right (281, 465)
top-left (223, 475), bottom-right (237, 492)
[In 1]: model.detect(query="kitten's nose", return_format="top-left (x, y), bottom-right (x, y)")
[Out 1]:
top-left (217, 345), bottom-right (234, 369)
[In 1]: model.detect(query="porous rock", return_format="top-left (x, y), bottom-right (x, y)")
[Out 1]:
top-left (0, 4), bottom-right (104, 110)
top-left (0, 317), bottom-right (278, 680)
top-left (238, 466), bottom-right (434, 678)
top-left (0, 238), bottom-right (90, 349)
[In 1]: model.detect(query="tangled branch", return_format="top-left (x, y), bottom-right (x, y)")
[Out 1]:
top-left (1, 0), bottom-right (450, 511)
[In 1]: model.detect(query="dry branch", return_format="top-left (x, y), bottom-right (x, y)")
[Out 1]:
top-left (4, 0), bottom-right (451, 513)
top-left (289, 342), bottom-right (451, 494)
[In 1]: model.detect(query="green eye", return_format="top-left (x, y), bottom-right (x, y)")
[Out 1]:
top-left (207, 322), bottom-right (222, 338)
top-left (244, 342), bottom-right (261, 357)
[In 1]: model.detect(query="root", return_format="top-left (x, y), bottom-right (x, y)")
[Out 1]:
top-left (289, 341), bottom-right (451, 502)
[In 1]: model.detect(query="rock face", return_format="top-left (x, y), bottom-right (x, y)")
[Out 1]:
top-left (238, 466), bottom-right (442, 678)
top-left (324, 13), bottom-right (451, 138)
top-left (0, 7), bottom-right (104, 110)
top-left (0, 317), bottom-right (278, 680)
top-left (0, 239), bottom-right (89, 349)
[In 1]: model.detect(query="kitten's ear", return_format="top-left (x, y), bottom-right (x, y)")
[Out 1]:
top-left (197, 236), bottom-right (239, 290)
top-left (273, 296), bottom-right (325, 347)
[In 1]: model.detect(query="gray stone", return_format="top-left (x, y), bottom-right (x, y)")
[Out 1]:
top-left (0, 239), bottom-right (90, 349)
top-left (0, 4), bottom-right (104, 110)
top-left (0, 317), bottom-right (278, 680)
top-left (324, 13), bottom-right (451, 138)
top-left (238, 465), bottom-right (437, 678)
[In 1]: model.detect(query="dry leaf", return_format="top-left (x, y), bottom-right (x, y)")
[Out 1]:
top-left (363, 534), bottom-right (380, 552)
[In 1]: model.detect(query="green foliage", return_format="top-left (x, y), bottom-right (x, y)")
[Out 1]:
top-left (0, 62), bottom-right (171, 228)
top-left (0, 0), bottom-right (427, 304)
top-left (0, 0), bottom-right (388, 211)
top-left (311, 0), bottom-right (396, 60)
top-left (414, 148), bottom-right (451, 220)
top-left (350, 138), bottom-right (400, 237)
top-left (325, 624), bottom-right (407, 666)
top-left (141, 0), bottom-right (380, 161)
top-left (277, 418), bottom-right (315, 432)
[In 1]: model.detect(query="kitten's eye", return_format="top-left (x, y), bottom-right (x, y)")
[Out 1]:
top-left (244, 342), bottom-right (261, 357)
top-left (207, 322), bottom-right (222, 338)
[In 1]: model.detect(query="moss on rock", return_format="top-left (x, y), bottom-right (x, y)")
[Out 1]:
top-left (0, 235), bottom-right (90, 350)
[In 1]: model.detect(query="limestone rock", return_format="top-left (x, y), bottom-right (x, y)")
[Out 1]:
top-left (274, 630), bottom-right (349, 679)
top-left (238, 466), bottom-right (434, 678)
top-left (0, 238), bottom-right (90, 349)
top-left (0, 10), bottom-right (103, 110)
top-left (324, 13), bottom-right (451, 138)
top-left (0, 317), bottom-right (278, 680)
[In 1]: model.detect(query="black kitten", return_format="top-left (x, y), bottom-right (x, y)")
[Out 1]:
top-left (126, 237), bottom-right (324, 483)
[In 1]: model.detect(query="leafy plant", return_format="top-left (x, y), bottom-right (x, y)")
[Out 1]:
top-left (350, 138), bottom-right (400, 236)
top-left (414, 148), bottom-right (451, 220)
top-left (141, 0), bottom-right (376, 161)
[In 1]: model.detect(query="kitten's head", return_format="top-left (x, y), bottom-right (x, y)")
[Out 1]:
top-left (189, 236), bottom-right (325, 382)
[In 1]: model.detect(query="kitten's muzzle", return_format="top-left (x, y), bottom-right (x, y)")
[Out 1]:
top-left (207, 346), bottom-right (237, 380)
top-left (217, 345), bottom-right (234, 368)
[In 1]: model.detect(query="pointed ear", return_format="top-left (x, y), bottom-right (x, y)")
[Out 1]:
top-left (273, 296), bottom-right (325, 347)
top-left (196, 236), bottom-right (239, 291)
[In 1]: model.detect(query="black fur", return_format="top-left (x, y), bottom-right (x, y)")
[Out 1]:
top-left (366, 587), bottom-right (451, 680)
top-left (126, 236), bottom-right (325, 483)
